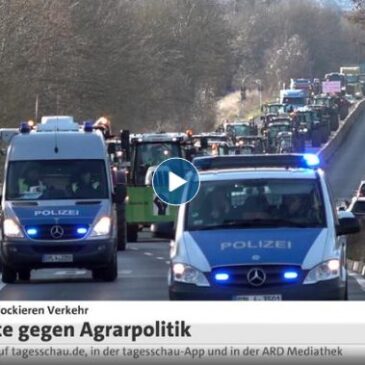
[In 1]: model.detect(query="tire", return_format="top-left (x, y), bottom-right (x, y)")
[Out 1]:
top-left (116, 203), bottom-right (127, 251)
top-left (92, 252), bottom-right (118, 282)
top-left (18, 269), bottom-right (31, 281)
top-left (2, 264), bottom-right (17, 283)
top-left (127, 224), bottom-right (138, 242)
top-left (311, 129), bottom-right (321, 148)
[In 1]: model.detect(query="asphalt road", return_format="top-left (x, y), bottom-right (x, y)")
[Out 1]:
top-left (1, 111), bottom-right (365, 300)
top-left (0, 233), bottom-right (170, 300)
top-left (325, 111), bottom-right (365, 200)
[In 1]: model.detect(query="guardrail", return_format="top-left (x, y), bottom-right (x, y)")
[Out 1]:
top-left (316, 99), bottom-right (365, 281)
top-left (318, 99), bottom-right (365, 163)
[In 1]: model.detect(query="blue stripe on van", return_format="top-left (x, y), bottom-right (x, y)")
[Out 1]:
top-left (13, 205), bottom-right (101, 225)
top-left (189, 228), bottom-right (323, 266)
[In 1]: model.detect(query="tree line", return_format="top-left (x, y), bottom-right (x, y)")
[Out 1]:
top-left (0, 0), bottom-right (363, 132)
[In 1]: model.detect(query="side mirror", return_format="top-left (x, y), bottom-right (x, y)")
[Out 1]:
top-left (336, 211), bottom-right (360, 236)
top-left (113, 184), bottom-right (126, 204)
top-left (120, 130), bottom-right (130, 161)
top-left (107, 143), bottom-right (116, 155)
top-left (151, 222), bottom-right (175, 240)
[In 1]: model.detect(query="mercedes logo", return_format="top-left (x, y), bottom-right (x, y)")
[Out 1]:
top-left (50, 225), bottom-right (64, 239)
top-left (247, 268), bottom-right (266, 287)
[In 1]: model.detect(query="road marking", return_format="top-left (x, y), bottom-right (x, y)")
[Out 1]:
top-left (156, 257), bottom-right (165, 260)
top-left (165, 261), bottom-right (170, 265)
top-left (144, 252), bottom-right (153, 256)
top-left (54, 271), bottom-right (67, 276)
top-left (129, 247), bottom-right (138, 250)
top-left (118, 270), bottom-right (132, 275)
top-left (349, 271), bottom-right (365, 291)
top-left (75, 270), bottom-right (87, 275)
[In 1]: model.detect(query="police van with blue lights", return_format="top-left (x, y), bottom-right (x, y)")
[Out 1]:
top-left (161, 154), bottom-right (360, 300)
top-left (0, 116), bottom-right (126, 283)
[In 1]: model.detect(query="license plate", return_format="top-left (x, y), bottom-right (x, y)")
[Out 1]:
top-left (42, 254), bottom-right (73, 263)
top-left (233, 294), bottom-right (282, 301)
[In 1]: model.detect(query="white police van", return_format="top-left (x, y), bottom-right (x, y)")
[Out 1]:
top-left (0, 116), bottom-right (125, 283)
top-left (163, 154), bottom-right (359, 300)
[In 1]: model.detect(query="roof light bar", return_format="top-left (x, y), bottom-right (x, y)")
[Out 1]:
top-left (193, 154), bottom-right (320, 171)
top-left (84, 122), bottom-right (93, 132)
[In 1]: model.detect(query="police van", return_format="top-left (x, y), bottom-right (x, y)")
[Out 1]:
top-left (0, 116), bottom-right (126, 283)
top-left (163, 154), bottom-right (359, 300)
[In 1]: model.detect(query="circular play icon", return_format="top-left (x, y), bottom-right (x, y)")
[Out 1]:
top-left (152, 158), bottom-right (200, 206)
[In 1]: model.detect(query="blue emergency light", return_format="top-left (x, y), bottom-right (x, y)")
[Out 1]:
top-left (26, 228), bottom-right (38, 236)
top-left (214, 272), bottom-right (230, 282)
top-left (19, 122), bottom-right (31, 134)
top-left (283, 271), bottom-right (299, 280)
top-left (302, 153), bottom-right (320, 167)
top-left (76, 227), bottom-right (88, 235)
top-left (83, 121), bottom-right (93, 132)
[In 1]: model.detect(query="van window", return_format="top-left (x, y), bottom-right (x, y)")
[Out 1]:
top-left (352, 201), bottom-right (365, 214)
top-left (283, 97), bottom-right (306, 105)
top-left (186, 179), bottom-right (326, 231)
top-left (6, 160), bottom-right (108, 200)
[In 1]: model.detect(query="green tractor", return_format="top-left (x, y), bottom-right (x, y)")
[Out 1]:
top-left (291, 107), bottom-right (323, 148)
top-left (120, 131), bottom-right (193, 242)
top-left (262, 117), bottom-right (305, 153)
top-left (306, 104), bottom-right (332, 145)
top-left (313, 95), bottom-right (339, 132)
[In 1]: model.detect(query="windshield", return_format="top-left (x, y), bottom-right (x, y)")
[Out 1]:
top-left (267, 105), bottom-right (286, 114)
top-left (293, 81), bottom-right (311, 89)
top-left (6, 160), bottom-right (108, 200)
top-left (346, 75), bottom-right (359, 83)
top-left (352, 201), bottom-right (365, 214)
top-left (226, 124), bottom-right (253, 137)
top-left (297, 112), bottom-right (312, 126)
top-left (186, 179), bottom-right (326, 230)
top-left (268, 124), bottom-right (290, 138)
top-left (326, 74), bottom-right (342, 82)
top-left (134, 142), bottom-right (181, 185)
top-left (314, 98), bottom-right (329, 107)
top-left (283, 97), bottom-right (306, 106)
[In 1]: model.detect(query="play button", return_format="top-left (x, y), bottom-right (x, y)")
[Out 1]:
top-left (152, 158), bottom-right (200, 206)
top-left (168, 171), bottom-right (187, 192)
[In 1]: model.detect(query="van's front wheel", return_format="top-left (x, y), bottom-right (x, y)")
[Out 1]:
top-left (92, 253), bottom-right (118, 282)
top-left (2, 264), bottom-right (17, 283)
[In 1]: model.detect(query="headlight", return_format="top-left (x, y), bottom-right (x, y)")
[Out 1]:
top-left (3, 218), bottom-right (24, 238)
top-left (172, 263), bottom-right (210, 287)
top-left (90, 216), bottom-right (111, 237)
top-left (303, 259), bottom-right (340, 285)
